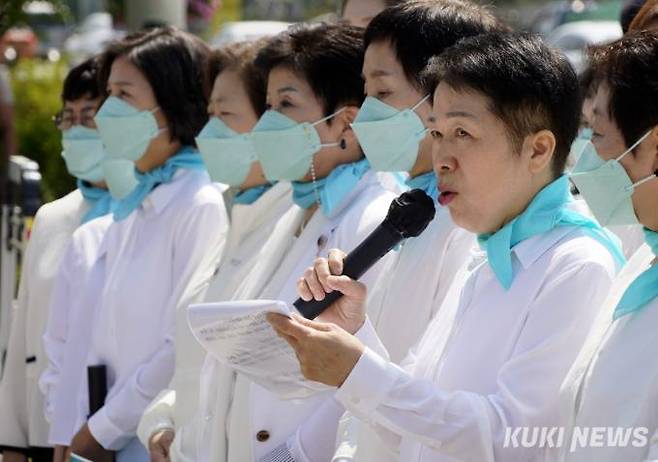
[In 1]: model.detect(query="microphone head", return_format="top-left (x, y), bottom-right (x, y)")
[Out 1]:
top-left (385, 188), bottom-right (436, 238)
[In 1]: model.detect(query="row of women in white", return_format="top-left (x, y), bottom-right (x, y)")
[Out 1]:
top-left (1, 0), bottom-right (657, 460)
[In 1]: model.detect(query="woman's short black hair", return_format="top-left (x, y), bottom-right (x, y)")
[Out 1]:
top-left (255, 22), bottom-right (365, 118)
top-left (365, 0), bottom-right (505, 90)
top-left (207, 39), bottom-right (268, 116)
top-left (98, 26), bottom-right (210, 146)
top-left (424, 32), bottom-right (581, 178)
top-left (588, 30), bottom-right (658, 148)
top-left (62, 57), bottom-right (101, 102)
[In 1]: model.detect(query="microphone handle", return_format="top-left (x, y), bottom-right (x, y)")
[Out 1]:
top-left (294, 221), bottom-right (403, 319)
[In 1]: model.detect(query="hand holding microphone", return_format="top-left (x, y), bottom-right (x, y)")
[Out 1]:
top-left (294, 188), bottom-right (436, 326)
top-left (268, 189), bottom-right (436, 386)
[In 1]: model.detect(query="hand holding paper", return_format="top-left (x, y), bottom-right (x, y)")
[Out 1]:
top-left (187, 299), bottom-right (331, 399)
top-left (267, 313), bottom-right (365, 387)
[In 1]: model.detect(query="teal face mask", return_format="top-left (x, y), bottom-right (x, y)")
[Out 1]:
top-left (568, 127), bottom-right (593, 169)
top-left (571, 130), bottom-right (658, 226)
top-left (61, 126), bottom-right (106, 183)
top-left (351, 95), bottom-right (430, 173)
top-left (102, 158), bottom-right (139, 200)
top-left (95, 96), bottom-right (166, 200)
top-left (94, 96), bottom-right (163, 162)
top-left (196, 117), bottom-right (256, 186)
top-left (251, 109), bottom-right (343, 181)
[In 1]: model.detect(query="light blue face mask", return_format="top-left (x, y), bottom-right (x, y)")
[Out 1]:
top-left (95, 96), bottom-right (166, 200)
top-left (196, 117), bottom-right (257, 186)
top-left (251, 109), bottom-right (344, 181)
top-left (61, 126), bottom-right (106, 183)
top-left (351, 95), bottom-right (430, 173)
top-left (94, 96), bottom-right (163, 162)
top-left (102, 159), bottom-right (139, 200)
top-left (571, 131), bottom-right (658, 226)
top-left (568, 127), bottom-right (593, 169)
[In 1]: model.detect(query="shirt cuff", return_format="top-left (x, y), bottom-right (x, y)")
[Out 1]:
top-left (136, 390), bottom-right (176, 447)
top-left (353, 317), bottom-right (389, 360)
top-left (335, 347), bottom-right (400, 416)
top-left (87, 407), bottom-right (132, 451)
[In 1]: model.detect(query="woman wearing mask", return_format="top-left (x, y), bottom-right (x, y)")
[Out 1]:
top-left (192, 23), bottom-right (396, 462)
top-left (571, 69), bottom-right (646, 258)
top-left (560, 30), bottom-right (658, 461)
top-left (270, 33), bottom-right (626, 462)
top-left (330, 2), bottom-right (502, 460)
top-left (0, 57), bottom-right (112, 462)
top-left (57, 27), bottom-right (228, 461)
top-left (137, 38), bottom-right (294, 462)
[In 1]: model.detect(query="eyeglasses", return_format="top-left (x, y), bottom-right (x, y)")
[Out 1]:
top-left (53, 108), bottom-right (97, 130)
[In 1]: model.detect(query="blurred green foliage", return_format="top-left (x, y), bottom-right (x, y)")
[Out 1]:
top-left (11, 58), bottom-right (74, 202)
top-left (0, 0), bottom-right (69, 34)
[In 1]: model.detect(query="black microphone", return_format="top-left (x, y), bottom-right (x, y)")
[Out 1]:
top-left (294, 189), bottom-right (436, 319)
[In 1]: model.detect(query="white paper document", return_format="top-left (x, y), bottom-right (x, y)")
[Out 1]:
top-left (187, 299), bottom-right (330, 399)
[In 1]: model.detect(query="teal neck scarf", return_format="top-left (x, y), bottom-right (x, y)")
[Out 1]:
top-left (613, 228), bottom-right (658, 320)
top-left (405, 171), bottom-right (438, 202)
top-left (77, 179), bottom-right (115, 224)
top-left (292, 158), bottom-right (370, 217)
top-left (477, 175), bottom-right (626, 290)
top-left (112, 146), bottom-right (206, 221)
top-left (233, 183), bottom-right (273, 205)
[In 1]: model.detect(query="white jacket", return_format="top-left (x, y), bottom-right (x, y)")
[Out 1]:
top-left (0, 190), bottom-right (89, 450)
top-left (559, 243), bottom-right (658, 461)
top-left (137, 182), bottom-right (293, 461)
top-left (225, 171), bottom-right (396, 462)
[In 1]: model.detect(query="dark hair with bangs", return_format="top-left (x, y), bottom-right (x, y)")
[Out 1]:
top-left (365, 0), bottom-right (505, 91)
top-left (207, 39), bottom-right (268, 116)
top-left (98, 26), bottom-right (210, 146)
top-left (588, 30), bottom-right (658, 148)
top-left (254, 22), bottom-right (365, 118)
top-left (62, 57), bottom-right (101, 102)
top-left (424, 32), bottom-right (581, 178)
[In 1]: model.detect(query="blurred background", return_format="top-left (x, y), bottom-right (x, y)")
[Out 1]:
top-left (0, 0), bottom-right (626, 203)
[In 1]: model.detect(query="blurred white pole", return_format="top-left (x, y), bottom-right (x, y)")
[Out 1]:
top-left (126, 0), bottom-right (187, 31)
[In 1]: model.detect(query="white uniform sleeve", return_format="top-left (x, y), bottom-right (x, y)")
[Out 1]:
top-left (335, 262), bottom-right (614, 460)
top-left (137, 389), bottom-right (176, 447)
top-left (38, 238), bottom-right (77, 423)
top-left (88, 203), bottom-right (228, 450)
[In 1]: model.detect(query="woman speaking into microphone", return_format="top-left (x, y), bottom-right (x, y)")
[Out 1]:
top-left (269, 33), bottom-right (626, 462)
